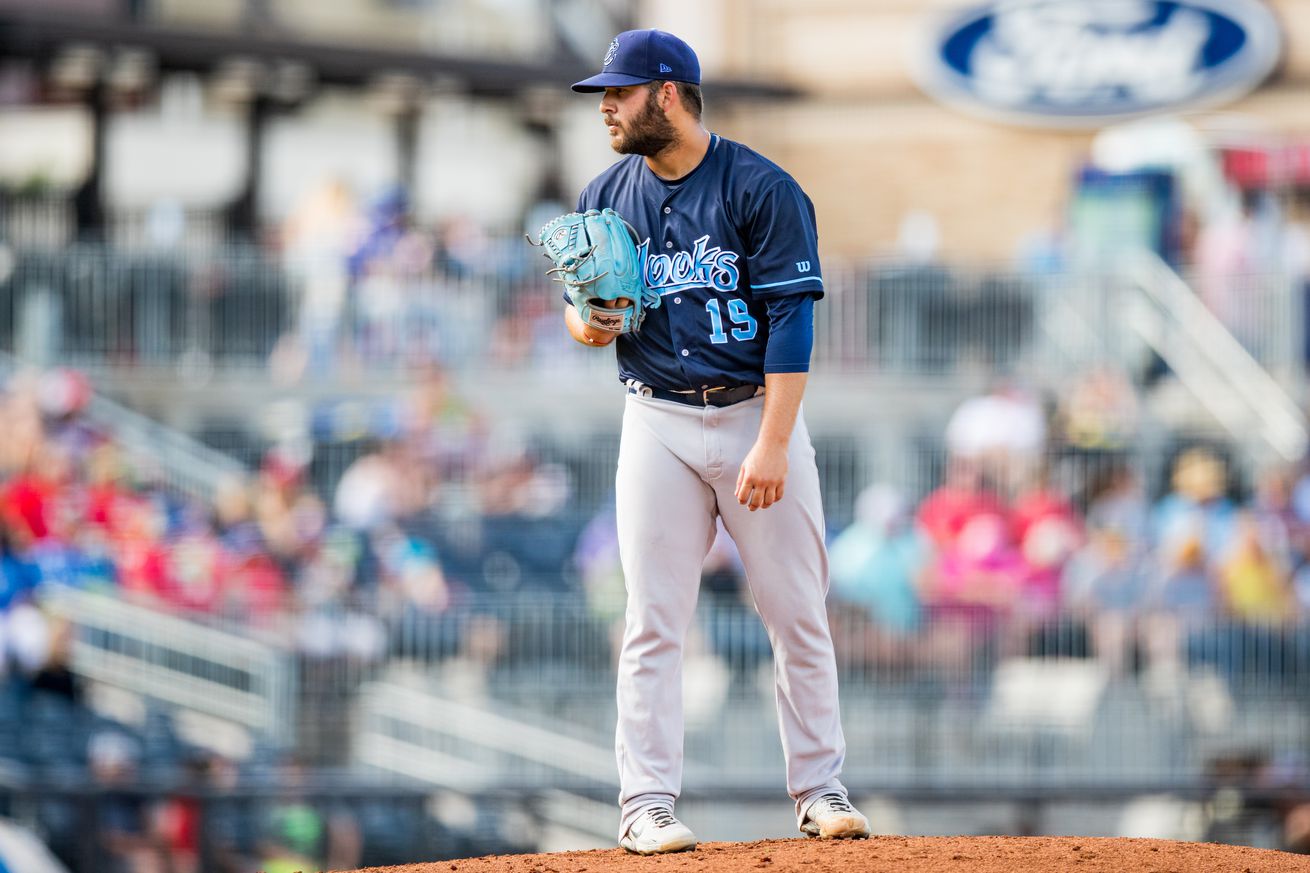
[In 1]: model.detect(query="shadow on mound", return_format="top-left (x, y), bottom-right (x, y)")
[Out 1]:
top-left (340, 835), bottom-right (1310, 873)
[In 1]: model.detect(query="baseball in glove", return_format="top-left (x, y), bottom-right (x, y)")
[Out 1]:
top-left (530, 208), bottom-right (661, 334)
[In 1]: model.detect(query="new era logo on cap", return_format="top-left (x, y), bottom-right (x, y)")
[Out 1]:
top-left (572, 29), bottom-right (701, 93)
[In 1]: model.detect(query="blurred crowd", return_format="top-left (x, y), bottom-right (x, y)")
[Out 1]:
top-left (0, 361), bottom-right (588, 697)
top-left (7, 359), bottom-right (1310, 696)
top-left (268, 180), bottom-right (574, 380)
top-left (825, 377), bottom-right (1310, 677)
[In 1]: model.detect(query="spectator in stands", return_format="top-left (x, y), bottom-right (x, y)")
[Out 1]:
top-left (372, 521), bottom-right (449, 614)
top-left (348, 186), bottom-right (443, 365)
top-left (253, 447), bottom-right (326, 565)
top-left (1217, 511), bottom-right (1295, 623)
top-left (1252, 465), bottom-right (1306, 562)
top-left (278, 178), bottom-right (362, 376)
top-left (333, 441), bottom-right (407, 532)
top-left (1055, 366), bottom-right (1139, 461)
top-left (4, 596), bottom-right (49, 687)
top-left (925, 510), bottom-right (1027, 621)
top-left (115, 497), bottom-right (175, 606)
top-left (26, 617), bottom-right (80, 703)
top-left (0, 442), bottom-right (62, 543)
top-left (1144, 448), bottom-right (1235, 674)
top-left (944, 377), bottom-right (1047, 496)
top-left (398, 365), bottom-right (487, 490)
top-left (435, 213), bottom-right (493, 281)
top-left (828, 484), bottom-right (932, 671)
top-left (213, 475), bottom-right (262, 555)
top-left (153, 752), bottom-right (209, 873)
top-left (1063, 464), bottom-right (1152, 674)
top-left (477, 444), bottom-right (571, 520)
top-left (256, 757), bottom-right (360, 873)
top-left (1151, 447), bottom-right (1235, 619)
top-left (0, 526), bottom-right (38, 612)
top-left (88, 730), bottom-right (164, 873)
top-left (163, 518), bottom-right (225, 613)
top-left (830, 484), bottom-right (930, 636)
top-left (917, 457), bottom-right (1004, 553)
top-left (1011, 470), bottom-right (1084, 621)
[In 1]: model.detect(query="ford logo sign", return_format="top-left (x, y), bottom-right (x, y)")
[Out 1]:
top-left (913, 0), bottom-right (1283, 127)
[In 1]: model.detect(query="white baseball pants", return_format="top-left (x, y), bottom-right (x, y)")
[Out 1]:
top-left (613, 391), bottom-right (848, 839)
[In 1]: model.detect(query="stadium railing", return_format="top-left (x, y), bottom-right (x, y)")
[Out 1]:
top-left (22, 580), bottom-right (1310, 853)
top-left (0, 240), bottom-right (1300, 383)
top-left (40, 585), bottom-right (297, 749)
top-left (40, 582), bottom-right (1310, 781)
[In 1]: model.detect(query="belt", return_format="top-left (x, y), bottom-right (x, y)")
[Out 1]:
top-left (626, 381), bottom-right (763, 408)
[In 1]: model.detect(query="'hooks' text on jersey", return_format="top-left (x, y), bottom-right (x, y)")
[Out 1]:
top-left (638, 235), bottom-right (740, 295)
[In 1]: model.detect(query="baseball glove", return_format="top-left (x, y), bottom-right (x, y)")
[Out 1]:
top-left (530, 208), bottom-right (660, 334)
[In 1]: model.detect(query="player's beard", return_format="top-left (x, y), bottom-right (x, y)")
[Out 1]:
top-left (609, 88), bottom-right (679, 157)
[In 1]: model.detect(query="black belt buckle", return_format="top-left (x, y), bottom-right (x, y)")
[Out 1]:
top-left (700, 386), bottom-right (728, 405)
top-left (702, 385), bottom-right (758, 407)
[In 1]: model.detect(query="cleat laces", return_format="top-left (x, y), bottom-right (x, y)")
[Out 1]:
top-left (817, 794), bottom-right (853, 814)
top-left (647, 807), bottom-right (678, 828)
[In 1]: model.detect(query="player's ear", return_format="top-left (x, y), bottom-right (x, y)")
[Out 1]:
top-left (659, 81), bottom-right (678, 112)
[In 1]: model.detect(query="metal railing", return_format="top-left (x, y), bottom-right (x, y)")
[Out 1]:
top-left (310, 594), bottom-right (1310, 782)
top-left (0, 350), bottom-right (248, 501)
top-left (1, 241), bottom-right (1300, 387)
top-left (39, 585), bottom-right (297, 748)
top-left (15, 578), bottom-right (1310, 851)
top-left (1121, 252), bottom-right (1307, 463)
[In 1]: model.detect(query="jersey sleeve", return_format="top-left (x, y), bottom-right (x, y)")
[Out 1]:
top-left (763, 293), bottom-right (814, 373)
top-left (745, 179), bottom-right (824, 300)
top-left (576, 183), bottom-right (596, 213)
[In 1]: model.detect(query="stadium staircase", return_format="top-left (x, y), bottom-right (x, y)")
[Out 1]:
top-left (353, 675), bottom-right (623, 845)
top-left (41, 585), bottom-right (296, 755)
top-left (1044, 251), bottom-right (1307, 466)
top-left (0, 350), bottom-right (247, 501)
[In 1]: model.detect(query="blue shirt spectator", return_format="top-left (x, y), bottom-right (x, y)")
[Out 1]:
top-left (829, 485), bottom-right (930, 634)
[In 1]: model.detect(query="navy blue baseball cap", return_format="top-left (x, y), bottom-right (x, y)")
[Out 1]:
top-left (571, 29), bottom-right (701, 93)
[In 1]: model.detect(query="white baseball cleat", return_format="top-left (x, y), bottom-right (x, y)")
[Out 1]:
top-left (619, 806), bottom-right (697, 855)
top-left (800, 793), bottom-right (871, 839)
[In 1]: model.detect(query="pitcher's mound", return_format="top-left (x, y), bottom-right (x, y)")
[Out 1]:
top-left (346, 835), bottom-right (1310, 873)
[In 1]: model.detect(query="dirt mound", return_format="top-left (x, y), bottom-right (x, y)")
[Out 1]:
top-left (346, 835), bottom-right (1310, 873)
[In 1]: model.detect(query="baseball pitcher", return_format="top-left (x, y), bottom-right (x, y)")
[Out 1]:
top-left (532, 28), bottom-right (869, 854)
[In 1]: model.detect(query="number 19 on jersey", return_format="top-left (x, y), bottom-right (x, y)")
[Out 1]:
top-left (705, 298), bottom-right (758, 344)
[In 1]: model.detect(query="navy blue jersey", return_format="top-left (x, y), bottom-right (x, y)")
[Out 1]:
top-left (577, 134), bottom-right (823, 391)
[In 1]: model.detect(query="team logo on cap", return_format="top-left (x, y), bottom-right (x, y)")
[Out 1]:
top-left (603, 38), bottom-right (619, 67)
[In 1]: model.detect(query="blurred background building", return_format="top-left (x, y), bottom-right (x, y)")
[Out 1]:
top-left (2, 0), bottom-right (1310, 870)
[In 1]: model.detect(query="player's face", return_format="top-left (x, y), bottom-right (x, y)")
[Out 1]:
top-left (599, 84), bottom-right (678, 157)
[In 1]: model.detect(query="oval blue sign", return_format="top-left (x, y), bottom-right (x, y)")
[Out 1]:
top-left (913, 0), bottom-right (1282, 127)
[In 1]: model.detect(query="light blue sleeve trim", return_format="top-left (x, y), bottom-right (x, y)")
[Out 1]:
top-left (751, 276), bottom-right (824, 290)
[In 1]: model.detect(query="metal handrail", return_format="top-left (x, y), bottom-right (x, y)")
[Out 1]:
top-left (357, 680), bottom-right (620, 788)
top-left (0, 350), bottom-right (248, 501)
top-left (1122, 251), bottom-right (1308, 462)
top-left (40, 585), bottom-right (296, 747)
